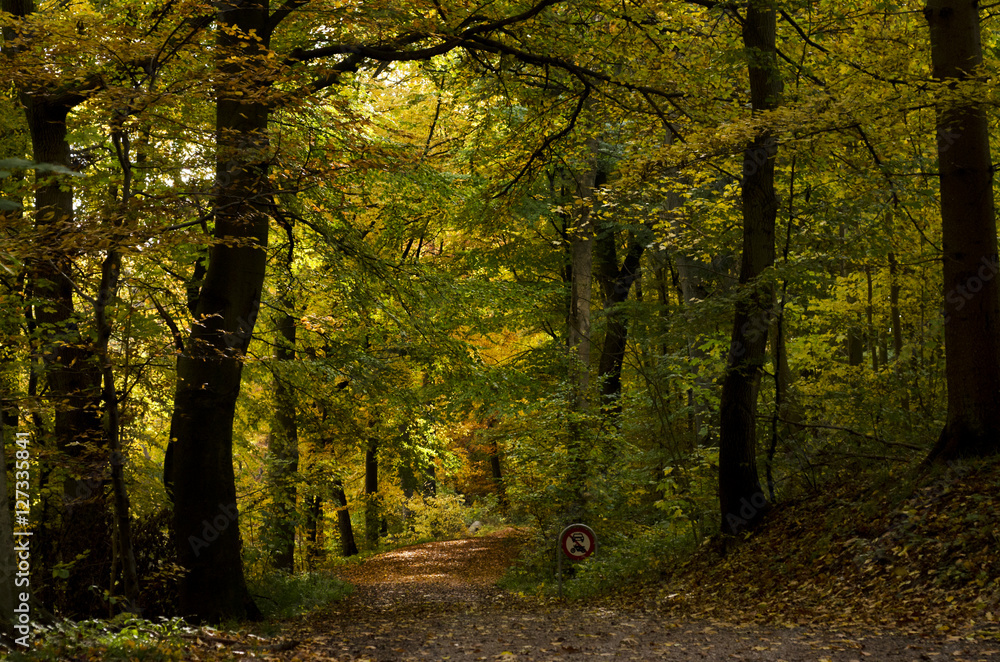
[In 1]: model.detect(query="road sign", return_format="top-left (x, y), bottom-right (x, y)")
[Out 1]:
top-left (559, 523), bottom-right (596, 561)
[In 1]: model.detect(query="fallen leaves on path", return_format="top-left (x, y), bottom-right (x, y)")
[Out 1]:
top-left (247, 529), bottom-right (1000, 661)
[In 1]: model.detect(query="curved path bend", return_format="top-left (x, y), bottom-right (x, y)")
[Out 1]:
top-left (272, 531), bottom-right (998, 661)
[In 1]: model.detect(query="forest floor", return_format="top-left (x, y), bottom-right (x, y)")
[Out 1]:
top-left (235, 526), bottom-right (1000, 662)
top-left (20, 459), bottom-right (1000, 661)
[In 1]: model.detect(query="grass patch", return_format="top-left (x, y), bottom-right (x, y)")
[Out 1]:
top-left (247, 571), bottom-right (353, 620)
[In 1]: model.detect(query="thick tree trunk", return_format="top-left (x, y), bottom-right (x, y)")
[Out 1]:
top-left (165, 0), bottom-right (271, 622)
top-left (24, 95), bottom-right (110, 617)
top-left (924, 0), bottom-right (1000, 462)
top-left (718, 2), bottom-right (781, 535)
top-left (0, 94), bottom-right (25, 636)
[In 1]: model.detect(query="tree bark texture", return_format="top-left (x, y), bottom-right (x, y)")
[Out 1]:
top-left (331, 479), bottom-right (359, 557)
top-left (165, 0), bottom-right (271, 622)
top-left (718, 2), bottom-right (781, 535)
top-left (595, 217), bottom-right (646, 413)
top-left (23, 91), bottom-right (110, 618)
top-left (924, 0), bottom-right (1000, 462)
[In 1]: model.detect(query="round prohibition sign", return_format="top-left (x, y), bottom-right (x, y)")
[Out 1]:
top-left (559, 524), bottom-right (596, 561)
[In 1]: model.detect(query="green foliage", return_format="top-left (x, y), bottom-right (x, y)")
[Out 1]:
top-left (6, 614), bottom-right (194, 662)
top-left (389, 492), bottom-right (470, 542)
top-left (500, 521), bottom-right (695, 600)
top-left (245, 571), bottom-right (353, 619)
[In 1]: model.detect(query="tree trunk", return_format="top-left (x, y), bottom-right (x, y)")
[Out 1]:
top-left (304, 495), bottom-right (323, 569)
top-left (98, 247), bottom-right (140, 612)
top-left (364, 438), bottom-right (380, 548)
top-left (565, 161), bottom-right (598, 516)
top-left (331, 479), bottom-right (358, 557)
top-left (268, 301), bottom-right (298, 572)
top-left (595, 215), bottom-right (646, 414)
top-left (569, 176), bottom-right (597, 410)
top-left (488, 440), bottom-right (508, 513)
top-left (718, 1), bottom-right (781, 535)
top-left (22, 91), bottom-right (110, 618)
top-left (0, 91), bottom-right (25, 636)
top-left (923, 0), bottom-right (1000, 462)
top-left (165, 0), bottom-right (271, 622)
top-left (888, 250), bottom-right (909, 410)
top-left (101, 125), bottom-right (140, 613)
top-left (840, 226), bottom-right (865, 367)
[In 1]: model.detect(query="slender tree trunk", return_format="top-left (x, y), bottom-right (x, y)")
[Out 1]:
top-left (364, 438), bottom-right (380, 548)
top-left (268, 299), bottom-right (298, 572)
top-left (888, 250), bottom-right (909, 410)
top-left (866, 265), bottom-right (879, 371)
top-left (165, 0), bottom-right (271, 621)
top-left (569, 175), bottom-right (597, 410)
top-left (924, 0), bottom-right (1000, 462)
top-left (488, 441), bottom-right (508, 513)
top-left (840, 227), bottom-right (865, 366)
top-left (100, 125), bottom-right (140, 613)
top-left (332, 479), bottom-right (358, 557)
top-left (566, 161), bottom-right (598, 516)
top-left (595, 216), bottom-right (646, 414)
top-left (98, 245), bottom-right (139, 612)
top-left (718, 1), bottom-right (781, 535)
top-left (304, 495), bottom-right (323, 569)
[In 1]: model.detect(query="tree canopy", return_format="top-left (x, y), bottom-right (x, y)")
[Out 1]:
top-left (1, 0), bottom-right (999, 631)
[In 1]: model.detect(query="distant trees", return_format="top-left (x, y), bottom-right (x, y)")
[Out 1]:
top-left (4, 0), bottom-right (1000, 622)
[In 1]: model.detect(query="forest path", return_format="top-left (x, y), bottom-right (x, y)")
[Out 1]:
top-left (271, 531), bottom-right (1000, 661)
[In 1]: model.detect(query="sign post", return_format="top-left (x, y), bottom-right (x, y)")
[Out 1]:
top-left (556, 523), bottom-right (597, 598)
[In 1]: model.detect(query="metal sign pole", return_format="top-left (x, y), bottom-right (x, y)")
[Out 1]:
top-left (557, 537), bottom-right (563, 598)
top-left (556, 523), bottom-right (596, 598)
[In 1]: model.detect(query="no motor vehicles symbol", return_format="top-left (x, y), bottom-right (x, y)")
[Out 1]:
top-left (559, 524), bottom-right (596, 561)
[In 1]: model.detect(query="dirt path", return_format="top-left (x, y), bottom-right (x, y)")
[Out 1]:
top-left (272, 532), bottom-right (1000, 661)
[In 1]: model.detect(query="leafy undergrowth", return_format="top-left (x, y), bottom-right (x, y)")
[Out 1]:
top-left (4, 614), bottom-right (197, 662)
top-left (4, 570), bottom-right (352, 661)
top-left (644, 455), bottom-right (1000, 636)
top-left (500, 520), bottom-right (692, 600)
top-left (247, 570), bottom-right (353, 620)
